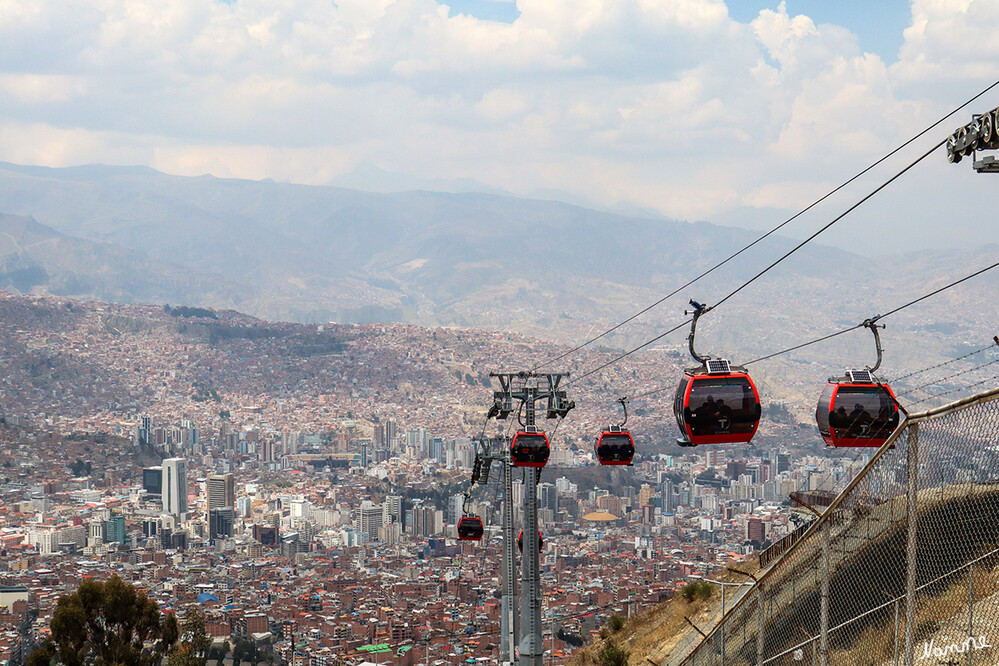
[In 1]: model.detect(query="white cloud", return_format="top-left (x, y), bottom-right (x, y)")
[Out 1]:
top-left (895, 0), bottom-right (999, 83)
top-left (0, 0), bottom-right (997, 251)
top-left (0, 74), bottom-right (88, 103)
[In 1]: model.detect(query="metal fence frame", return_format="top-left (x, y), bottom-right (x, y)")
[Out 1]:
top-left (678, 386), bottom-right (999, 666)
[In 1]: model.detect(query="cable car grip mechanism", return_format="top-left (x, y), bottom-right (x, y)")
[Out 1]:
top-left (684, 299), bottom-right (713, 365)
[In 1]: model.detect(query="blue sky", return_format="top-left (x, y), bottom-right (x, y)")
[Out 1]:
top-left (0, 0), bottom-right (996, 253)
top-left (445, 1), bottom-right (912, 62)
top-left (446, 0), bottom-right (521, 23)
top-left (728, 1), bottom-right (911, 62)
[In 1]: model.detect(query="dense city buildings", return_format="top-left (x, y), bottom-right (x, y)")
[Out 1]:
top-left (0, 294), bottom-right (867, 665)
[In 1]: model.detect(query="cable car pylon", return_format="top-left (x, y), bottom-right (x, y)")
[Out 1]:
top-left (487, 371), bottom-right (574, 666)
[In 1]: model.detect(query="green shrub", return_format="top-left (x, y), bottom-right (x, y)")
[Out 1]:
top-left (598, 641), bottom-right (630, 666)
top-left (681, 580), bottom-right (714, 602)
top-left (608, 614), bottom-right (626, 633)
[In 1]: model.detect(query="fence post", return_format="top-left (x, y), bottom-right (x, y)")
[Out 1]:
top-left (968, 561), bottom-right (974, 666)
top-left (891, 598), bottom-right (901, 666)
top-left (820, 518), bottom-right (829, 666)
top-left (904, 423), bottom-right (919, 666)
top-left (756, 584), bottom-right (764, 666)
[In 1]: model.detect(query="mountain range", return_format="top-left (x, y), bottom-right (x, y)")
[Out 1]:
top-left (0, 161), bottom-right (995, 392)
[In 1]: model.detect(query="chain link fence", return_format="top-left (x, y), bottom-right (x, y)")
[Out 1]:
top-left (678, 386), bottom-right (999, 666)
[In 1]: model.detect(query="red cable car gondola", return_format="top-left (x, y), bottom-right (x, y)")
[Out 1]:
top-left (816, 318), bottom-right (900, 448)
top-left (517, 530), bottom-right (543, 553)
top-left (673, 301), bottom-right (761, 447)
top-left (511, 427), bottom-right (549, 467)
top-left (596, 428), bottom-right (635, 465)
top-left (457, 516), bottom-right (484, 540)
top-left (595, 397), bottom-right (635, 465)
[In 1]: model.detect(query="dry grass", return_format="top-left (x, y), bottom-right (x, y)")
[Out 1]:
top-left (566, 558), bottom-right (764, 665)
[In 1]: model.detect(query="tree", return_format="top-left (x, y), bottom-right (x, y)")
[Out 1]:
top-left (168, 606), bottom-right (210, 666)
top-left (232, 637), bottom-right (258, 665)
top-left (26, 642), bottom-right (55, 666)
top-left (41, 574), bottom-right (175, 666)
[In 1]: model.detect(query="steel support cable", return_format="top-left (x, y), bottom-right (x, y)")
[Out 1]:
top-left (888, 339), bottom-right (999, 383)
top-left (568, 318), bottom-right (691, 385)
top-left (740, 258), bottom-right (999, 365)
top-left (895, 356), bottom-right (999, 398)
top-left (570, 138), bottom-right (947, 389)
top-left (708, 138), bottom-right (946, 314)
top-left (622, 260), bottom-right (999, 402)
top-left (907, 370), bottom-right (999, 406)
top-left (531, 78), bottom-right (999, 374)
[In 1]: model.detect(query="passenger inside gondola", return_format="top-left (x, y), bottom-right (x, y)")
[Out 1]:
top-left (715, 399), bottom-right (733, 431)
top-left (832, 392), bottom-right (897, 440)
top-left (688, 381), bottom-right (757, 437)
top-left (830, 406), bottom-right (848, 428)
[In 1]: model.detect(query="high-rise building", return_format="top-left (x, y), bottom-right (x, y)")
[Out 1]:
top-left (207, 473), bottom-right (235, 510)
top-left (259, 440), bottom-right (276, 463)
top-left (105, 515), bottom-right (127, 545)
top-left (209, 508), bottom-right (235, 543)
top-left (138, 415), bottom-right (151, 447)
top-left (383, 495), bottom-right (403, 527)
top-left (539, 483), bottom-right (558, 513)
top-left (408, 506), bottom-right (443, 537)
top-left (88, 520), bottom-right (106, 545)
top-left (406, 428), bottom-right (427, 455)
top-left (237, 496), bottom-right (253, 518)
top-left (162, 458), bottom-right (188, 519)
top-left (661, 479), bottom-right (676, 513)
top-left (142, 518), bottom-right (159, 538)
top-left (638, 484), bottom-right (656, 508)
top-left (143, 467), bottom-right (163, 496)
top-left (253, 524), bottom-right (278, 546)
top-left (358, 502), bottom-right (383, 539)
top-left (447, 494), bottom-right (465, 525)
top-left (747, 517), bottom-right (766, 544)
top-left (427, 437), bottom-right (444, 460)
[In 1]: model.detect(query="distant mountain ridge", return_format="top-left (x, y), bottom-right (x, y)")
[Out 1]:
top-left (0, 161), bottom-right (994, 369)
top-left (0, 212), bottom-right (255, 307)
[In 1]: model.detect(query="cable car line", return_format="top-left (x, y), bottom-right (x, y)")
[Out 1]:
top-left (570, 319), bottom-right (692, 384)
top-left (742, 326), bottom-right (862, 367)
top-left (889, 337), bottom-right (999, 383)
top-left (570, 138), bottom-right (948, 388)
top-left (609, 259), bottom-right (999, 406)
top-left (878, 260), bottom-right (999, 320)
top-left (742, 259), bottom-right (999, 367)
top-left (708, 139), bottom-right (945, 315)
top-left (531, 78), bottom-right (999, 374)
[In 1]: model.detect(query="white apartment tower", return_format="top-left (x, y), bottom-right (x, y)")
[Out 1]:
top-left (162, 458), bottom-right (188, 519)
